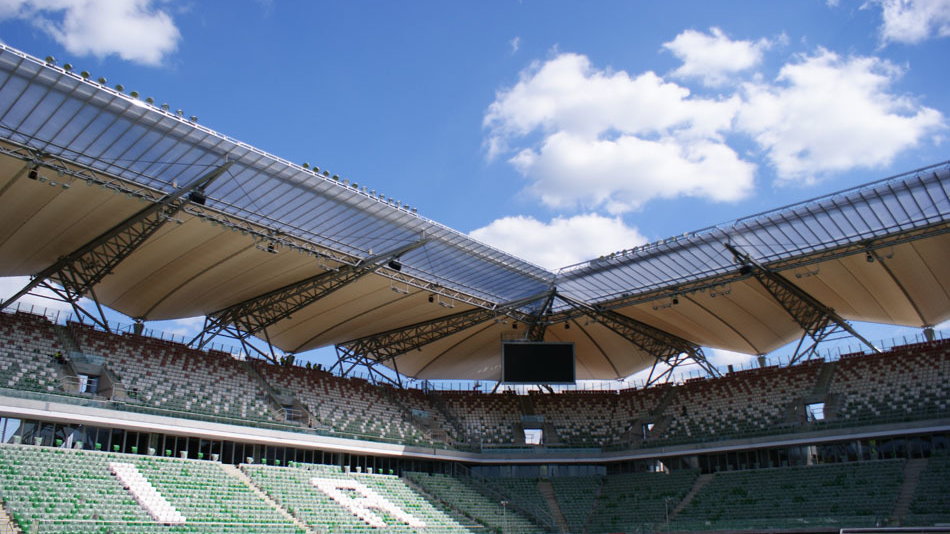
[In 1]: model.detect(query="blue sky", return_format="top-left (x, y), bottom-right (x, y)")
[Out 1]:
top-left (0, 0), bottom-right (948, 377)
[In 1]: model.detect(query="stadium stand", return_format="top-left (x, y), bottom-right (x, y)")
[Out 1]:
top-left (827, 341), bottom-right (950, 425)
top-left (0, 312), bottom-right (67, 394)
top-left (670, 460), bottom-right (906, 531)
top-left (905, 453), bottom-right (950, 526)
top-left (549, 475), bottom-right (603, 533)
top-left (430, 391), bottom-right (523, 446)
top-left (0, 443), bottom-right (302, 533)
top-left (250, 360), bottom-right (438, 445)
top-left (1, 309), bottom-right (949, 532)
top-left (656, 361), bottom-right (824, 444)
top-left (1, 310), bottom-right (948, 450)
top-left (586, 470), bottom-right (699, 533)
top-left (70, 323), bottom-right (280, 424)
top-left (529, 391), bottom-right (621, 447)
top-left (242, 463), bottom-right (475, 533)
top-left (404, 472), bottom-right (545, 533)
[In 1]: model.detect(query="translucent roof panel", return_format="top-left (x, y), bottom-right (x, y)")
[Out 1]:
top-left (0, 45), bottom-right (553, 306)
top-left (556, 162), bottom-right (950, 308)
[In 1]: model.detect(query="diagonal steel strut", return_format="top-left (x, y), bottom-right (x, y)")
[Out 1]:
top-left (333, 291), bottom-right (552, 375)
top-left (557, 293), bottom-right (721, 385)
top-left (190, 239), bottom-right (428, 353)
top-left (1, 161), bottom-right (233, 329)
top-left (725, 242), bottom-right (879, 365)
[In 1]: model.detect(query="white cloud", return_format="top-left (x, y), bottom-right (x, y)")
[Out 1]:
top-left (737, 49), bottom-right (944, 182)
top-left (147, 316), bottom-right (205, 339)
top-left (0, 276), bottom-right (81, 319)
top-left (510, 36), bottom-right (520, 54)
top-left (485, 53), bottom-right (755, 213)
top-left (511, 131), bottom-right (755, 213)
top-left (707, 348), bottom-right (757, 369)
top-left (663, 27), bottom-right (771, 87)
top-left (0, 0), bottom-right (181, 66)
top-left (874, 0), bottom-right (950, 44)
top-left (469, 214), bottom-right (647, 270)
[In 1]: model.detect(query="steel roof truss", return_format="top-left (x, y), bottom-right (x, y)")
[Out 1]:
top-left (1, 161), bottom-right (234, 326)
top-left (725, 242), bottom-right (880, 365)
top-left (190, 239), bottom-right (428, 350)
top-left (556, 294), bottom-right (720, 385)
top-left (333, 291), bottom-right (550, 372)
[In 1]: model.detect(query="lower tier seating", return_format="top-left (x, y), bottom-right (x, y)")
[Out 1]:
top-left (905, 454), bottom-right (950, 526)
top-left (404, 471), bottom-right (545, 533)
top-left (242, 463), bottom-right (476, 533)
top-left (671, 460), bottom-right (905, 531)
top-left (0, 443), bottom-right (301, 533)
top-left (586, 470), bottom-right (699, 533)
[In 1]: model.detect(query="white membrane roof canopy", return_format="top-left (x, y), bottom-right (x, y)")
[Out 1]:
top-left (0, 44), bottom-right (947, 380)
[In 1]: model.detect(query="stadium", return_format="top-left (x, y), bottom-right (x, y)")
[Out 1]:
top-left (0, 39), bottom-right (948, 534)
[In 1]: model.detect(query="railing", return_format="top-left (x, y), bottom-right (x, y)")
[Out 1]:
top-left (5, 519), bottom-right (304, 533)
top-left (0, 386), bottom-right (458, 450)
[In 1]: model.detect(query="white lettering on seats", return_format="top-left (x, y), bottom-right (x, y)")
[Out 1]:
top-left (109, 462), bottom-right (186, 525)
top-left (311, 477), bottom-right (425, 528)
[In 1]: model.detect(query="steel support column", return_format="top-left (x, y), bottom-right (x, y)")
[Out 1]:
top-left (525, 289), bottom-right (557, 342)
top-left (725, 243), bottom-right (880, 365)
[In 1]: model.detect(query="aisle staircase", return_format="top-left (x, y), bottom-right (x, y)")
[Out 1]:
top-left (222, 464), bottom-right (315, 534)
top-left (891, 458), bottom-right (928, 525)
top-left (670, 473), bottom-right (714, 520)
top-left (537, 479), bottom-right (569, 533)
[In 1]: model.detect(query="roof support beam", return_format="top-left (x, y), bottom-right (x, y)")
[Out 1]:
top-left (525, 289), bottom-right (558, 341)
top-left (332, 291), bottom-right (551, 378)
top-left (1, 161), bottom-right (233, 331)
top-left (190, 239), bottom-right (428, 357)
top-left (556, 294), bottom-right (720, 386)
top-left (724, 243), bottom-right (880, 365)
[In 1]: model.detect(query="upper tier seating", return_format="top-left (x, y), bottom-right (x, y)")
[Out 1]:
top-left (0, 443), bottom-right (301, 533)
top-left (0, 311), bottom-right (66, 393)
top-left (433, 391), bottom-right (522, 445)
top-left (828, 341), bottom-right (950, 424)
top-left (72, 324), bottom-right (278, 423)
top-left (243, 463), bottom-right (475, 533)
top-left (529, 391), bottom-right (622, 447)
top-left (251, 361), bottom-right (436, 445)
top-left (0, 311), bottom-right (945, 451)
top-left (658, 362), bottom-right (822, 443)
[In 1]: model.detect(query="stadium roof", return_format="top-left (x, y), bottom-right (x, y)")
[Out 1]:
top-left (0, 44), bottom-right (948, 381)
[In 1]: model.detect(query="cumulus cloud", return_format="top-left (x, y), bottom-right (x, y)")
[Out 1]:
top-left (663, 27), bottom-right (771, 87)
top-left (486, 42), bottom-right (944, 204)
top-left (511, 132), bottom-right (755, 213)
top-left (873, 0), bottom-right (950, 44)
top-left (0, 0), bottom-right (181, 66)
top-left (485, 53), bottom-right (755, 213)
top-left (737, 49), bottom-right (944, 182)
top-left (469, 214), bottom-right (647, 270)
